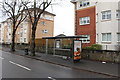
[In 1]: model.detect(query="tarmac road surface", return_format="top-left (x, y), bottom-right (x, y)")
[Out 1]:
top-left (0, 50), bottom-right (115, 78)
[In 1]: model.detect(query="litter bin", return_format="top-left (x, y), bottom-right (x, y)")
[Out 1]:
top-left (25, 47), bottom-right (29, 55)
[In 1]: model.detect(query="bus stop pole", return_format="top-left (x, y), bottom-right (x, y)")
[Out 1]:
top-left (46, 39), bottom-right (48, 55)
top-left (53, 39), bottom-right (56, 55)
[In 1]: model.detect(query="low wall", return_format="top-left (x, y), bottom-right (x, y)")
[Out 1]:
top-left (82, 49), bottom-right (120, 63)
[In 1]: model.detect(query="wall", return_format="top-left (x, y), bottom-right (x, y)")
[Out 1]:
top-left (76, 6), bottom-right (96, 47)
top-left (82, 49), bottom-right (120, 63)
top-left (36, 19), bottom-right (54, 39)
top-left (96, 1), bottom-right (119, 50)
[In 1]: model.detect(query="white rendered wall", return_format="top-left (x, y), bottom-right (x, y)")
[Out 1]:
top-left (96, 0), bottom-right (120, 50)
top-left (76, 0), bottom-right (96, 10)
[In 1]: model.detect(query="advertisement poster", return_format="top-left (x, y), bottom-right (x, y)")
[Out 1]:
top-left (56, 40), bottom-right (60, 48)
top-left (73, 40), bottom-right (82, 61)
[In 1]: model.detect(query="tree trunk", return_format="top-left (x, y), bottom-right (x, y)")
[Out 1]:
top-left (30, 28), bottom-right (36, 56)
top-left (11, 30), bottom-right (16, 52)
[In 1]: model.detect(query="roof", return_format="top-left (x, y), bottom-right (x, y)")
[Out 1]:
top-left (70, 0), bottom-right (77, 3)
top-left (1, 20), bottom-right (7, 23)
top-left (0, 8), bottom-right (56, 23)
top-left (55, 34), bottom-right (66, 37)
top-left (25, 8), bottom-right (56, 16)
top-left (42, 35), bottom-right (87, 39)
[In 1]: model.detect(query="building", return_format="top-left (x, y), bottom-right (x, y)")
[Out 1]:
top-left (0, 9), bottom-right (55, 44)
top-left (0, 20), bottom-right (12, 44)
top-left (71, 0), bottom-right (120, 50)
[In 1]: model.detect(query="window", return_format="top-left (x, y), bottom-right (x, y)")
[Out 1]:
top-left (96, 34), bottom-right (99, 42)
top-left (117, 33), bottom-right (120, 42)
top-left (102, 33), bottom-right (111, 42)
top-left (20, 32), bottom-right (23, 37)
top-left (102, 11), bottom-right (111, 20)
top-left (42, 30), bottom-right (48, 33)
top-left (96, 13), bottom-right (98, 23)
top-left (80, 35), bottom-right (90, 43)
top-left (24, 29), bottom-right (27, 33)
top-left (20, 38), bottom-right (22, 42)
top-left (24, 38), bottom-right (26, 42)
top-left (116, 10), bottom-right (120, 19)
top-left (80, 17), bottom-right (90, 25)
top-left (41, 21), bottom-right (45, 26)
top-left (80, 1), bottom-right (90, 7)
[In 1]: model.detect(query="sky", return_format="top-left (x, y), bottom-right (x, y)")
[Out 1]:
top-left (0, 0), bottom-right (75, 36)
top-left (51, 0), bottom-right (75, 36)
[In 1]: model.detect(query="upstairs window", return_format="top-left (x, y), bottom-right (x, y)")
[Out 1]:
top-left (24, 29), bottom-right (27, 33)
top-left (20, 32), bottom-right (23, 37)
top-left (42, 30), bottom-right (48, 33)
top-left (116, 10), bottom-right (120, 19)
top-left (96, 13), bottom-right (98, 23)
top-left (102, 11), bottom-right (111, 20)
top-left (41, 21), bottom-right (45, 26)
top-left (80, 16), bottom-right (90, 25)
top-left (80, 1), bottom-right (90, 7)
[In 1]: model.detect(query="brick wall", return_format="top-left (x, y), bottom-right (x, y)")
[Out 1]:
top-left (75, 6), bottom-right (96, 48)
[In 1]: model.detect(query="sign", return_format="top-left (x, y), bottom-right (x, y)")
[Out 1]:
top-left (73, 40), bottom-right (82, 62)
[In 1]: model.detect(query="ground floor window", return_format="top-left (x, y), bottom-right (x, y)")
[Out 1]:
top-left (24, 38), bottom-right (26, 42)
top-left (117, 33), bottom-right (120, 42)
top-left (102, 33), bottom-right (111, 42)
top-left (80, 35), bottom-right (90, 43)
top-left (96, 34), bottom-right (99, 42)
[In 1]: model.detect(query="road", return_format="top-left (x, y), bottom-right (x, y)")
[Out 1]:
top-left (0, 50), bottom-right (114, 78)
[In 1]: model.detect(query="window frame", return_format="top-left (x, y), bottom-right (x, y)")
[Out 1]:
top-left (117, 33), bottom-right (120, 42)
top-left (116, 10), bottom-right (120, 19)
top-left (41, 21), bottom-right (45, 26)
top-left (79, 1), bottom-right (90, 7)
top-left (80, 35), bottom-right (90, 43)
top-left (102, 33), bottom-right (111, 42)
top-left (101, 10), bottom-right (111, 21)
top-left (42, 29), bottom-right (48, 34)
top-left (80, 16), bottom-right (90, 25)
top-left (24, 38), bottom-right (26, 42)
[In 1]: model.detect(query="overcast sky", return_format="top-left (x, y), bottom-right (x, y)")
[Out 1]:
top-left (0, 0), bottom-right (75, 36)
top-left (51, 0), bottom-right (75, 36)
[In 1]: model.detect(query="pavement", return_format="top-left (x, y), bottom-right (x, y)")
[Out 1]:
top-left (1, 46), bottom-right (119, 78)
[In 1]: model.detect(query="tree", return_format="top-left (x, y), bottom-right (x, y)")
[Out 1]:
top-left (1, 0), bottom-right (29, 51)
top-left (23, 0), bottom-right (53, 56)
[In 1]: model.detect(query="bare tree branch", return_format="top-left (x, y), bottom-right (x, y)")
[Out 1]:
top-left (2, 3), bottom-right (13, 19)
top-left (22, 2), bottom-right (34, 25)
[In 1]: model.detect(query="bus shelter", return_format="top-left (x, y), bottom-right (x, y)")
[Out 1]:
top-left (42, 36), bottom-right (87, 61)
